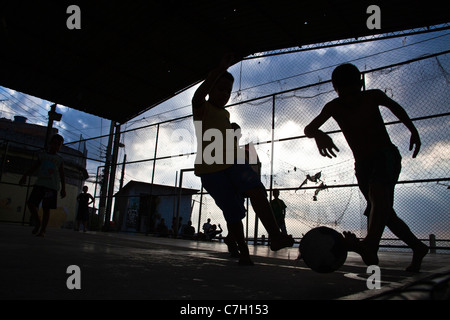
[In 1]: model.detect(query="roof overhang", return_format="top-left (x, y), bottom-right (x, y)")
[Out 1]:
top-left (1, 1), bottom-right (448, 123)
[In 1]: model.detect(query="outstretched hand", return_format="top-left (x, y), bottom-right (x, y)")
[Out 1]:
top-left (409, 131), bottom-right (421, 158)
top-left (314, 132), bottom-right (339, 158)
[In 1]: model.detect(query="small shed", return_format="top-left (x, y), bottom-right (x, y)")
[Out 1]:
top-left (113, 180), bottom-right (198, 233)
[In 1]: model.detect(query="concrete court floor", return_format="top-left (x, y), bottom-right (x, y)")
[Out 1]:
top-left (1, 223), bottom-right (449, 301)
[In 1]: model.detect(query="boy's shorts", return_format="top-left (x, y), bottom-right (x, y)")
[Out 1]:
top-left (355, 144), bottom-right (401, 216)
top-left (200, 163), bottom-right (266, 224)
top-left (76, 207), bottom-right (90, 221)
top-left (28, 185), bottom-right (58, 210)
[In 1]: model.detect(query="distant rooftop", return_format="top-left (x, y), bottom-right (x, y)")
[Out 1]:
top-left (115, 180), bottom-right (199, 197)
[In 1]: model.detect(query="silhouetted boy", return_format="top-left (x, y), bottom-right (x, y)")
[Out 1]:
top-left (270, 189), bottom-right (288, 235)
top-left (19, 134), bottom-right (66, 237)
top-left (304, 63), bottom-right (428, 272)
top-left (192, 53), bottom-right (293, 265)
top-left (76, 185), bottom-right (94, 232)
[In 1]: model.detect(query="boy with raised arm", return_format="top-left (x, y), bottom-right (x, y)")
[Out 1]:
top-left (192, 54), bottom-right (294, 265)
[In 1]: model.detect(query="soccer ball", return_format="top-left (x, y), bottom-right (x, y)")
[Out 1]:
top-left (299, 226), bottom-right (348, 273)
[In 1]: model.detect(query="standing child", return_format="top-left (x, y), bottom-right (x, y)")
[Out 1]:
top-left (192, 53), bottom-right (294, 265)
top-left (19, 134), bottom-right (66, 237)
top-left (304, 63), bottom-right (428, 272)
top-left (76, 186), bottom-right (94, 232)
top-left (270, 189), bottom-right (288, 235)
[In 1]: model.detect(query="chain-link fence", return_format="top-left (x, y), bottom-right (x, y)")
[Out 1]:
top-left (1, 31), bottom-right (449, 251)
top-left (101, 50), bottom-right (449, 252)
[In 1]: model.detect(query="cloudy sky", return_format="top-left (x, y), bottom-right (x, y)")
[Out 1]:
top-left (1, 25), bottom-right (449, 240)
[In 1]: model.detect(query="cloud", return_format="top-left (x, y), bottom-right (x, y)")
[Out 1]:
top-left (77, 118), bottom-right (89, 129)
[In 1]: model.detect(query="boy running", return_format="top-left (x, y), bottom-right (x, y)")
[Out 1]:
top-left (304, 63), bottom-right (428, 272)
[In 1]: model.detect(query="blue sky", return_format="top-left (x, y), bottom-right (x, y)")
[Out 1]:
top-left (1, 25), bottom-right (449, 239)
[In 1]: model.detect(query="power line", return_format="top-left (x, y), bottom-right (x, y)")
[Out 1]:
top-left (240, 32), bottom-right (450, 92)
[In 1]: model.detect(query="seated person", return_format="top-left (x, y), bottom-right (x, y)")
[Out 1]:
top-left (181, 220), bottom-right (196, 239)
top-left (206, 224), bottom-right (223, 240)
top-left (155, 218), bottom-right (169, 237)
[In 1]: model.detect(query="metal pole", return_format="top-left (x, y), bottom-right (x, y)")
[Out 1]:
top-left (197, 186), bottom-right (203, 234)
top-left (119, 154), bottom-right (127, 190)
top-left (245, 197), bottom-right (249, 241)
top-left (269, 94), bottom-right (275, 200)
top-left (362, 73), bottom-right (366, 91)
top-left (176, 168), bottom-right (185, 237)
top-left (44, 107), bottom-right (55, 151)
top-left (255, 95), bottom-right (276, 243)
top-left (172, 171), bottom-right (178, 221)
top-left (98, 121), bottom-right (114, 228)
top-left (44, 104), bottom-right (61, 150)
top-left (146, 124), bottom-right (159, 235)
top-left (430, 234), bottom-right (436, 254)
top-left (93, 165), bottom-right (101, 207)
top-left (104, 122), bottom-right (121, 231)
top-left (175, 168), bottom-right (196, 235)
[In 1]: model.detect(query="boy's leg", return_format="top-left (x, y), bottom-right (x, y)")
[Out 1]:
top-left (352, 146), bottom-right (406, 266)
top-left (27, 187), bottom-right (43, 234)
top-left (279, 220), bottom-right (288, 235)
top-left (27, 203), bottom-right (41, 234)
top-left (224, 231), bottom-right (240, 258)
top-left (359, 183), bottom-right (393, 265)
top-left (245, 187), bottom-right (294, 251)
top-left (200, 170), bottom-right (253, 263)
top-left (246, 188), bottom-right (279, 235)
top-left (37, 188), bottom-right (56, 236)
top-left (222, 163), bottom-right (293, 251)
top-left (37, 208), bottom-right (50, 236)
top-left (227, 221), bottom-right (253, 265)
top-left (386, 211), bottom-right (429, 272)
top-left (366, 184), bottom-right (391, 240)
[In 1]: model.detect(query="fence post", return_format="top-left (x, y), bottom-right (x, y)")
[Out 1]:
top-left (269, 95), bottom-right (275, 199)
top-left (98, 121), bottom-right (115, 229)
top-left (197, 186), bottom-right (204, 235)
top-left (429, 234), bottom-right (436, 253)
top-left (146, 123), bottom-right (160, 235)
top-left (104, 122), bottom-right (121, 231)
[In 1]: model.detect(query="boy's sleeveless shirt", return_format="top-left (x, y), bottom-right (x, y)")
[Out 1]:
top-left (193, 101), bottom-right (237, 175)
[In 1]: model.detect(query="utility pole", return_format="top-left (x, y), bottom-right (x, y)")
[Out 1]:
top-left (98, 121), bottom-right (115, 229)
top-left (103, 122), bottom-right (121, 231)
top-left (45, 104), bottom-right (62, 150)
top-left (119, 154), bottom-right (126, 190)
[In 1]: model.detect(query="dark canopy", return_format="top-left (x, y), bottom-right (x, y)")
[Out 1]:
top-left (1, 0), bottom-right (447, 123)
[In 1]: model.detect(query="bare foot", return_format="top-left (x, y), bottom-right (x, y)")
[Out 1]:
top-left (359, 240), bottom-right (379, 266)
top-left (224, 236), bottom-right (241, 258)
top-left (406, 243), bottom-right (428, 272)
top-left (270, 234), bottom-right (294, 251)
top-left (343, 231), bottom-right (378, 266)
